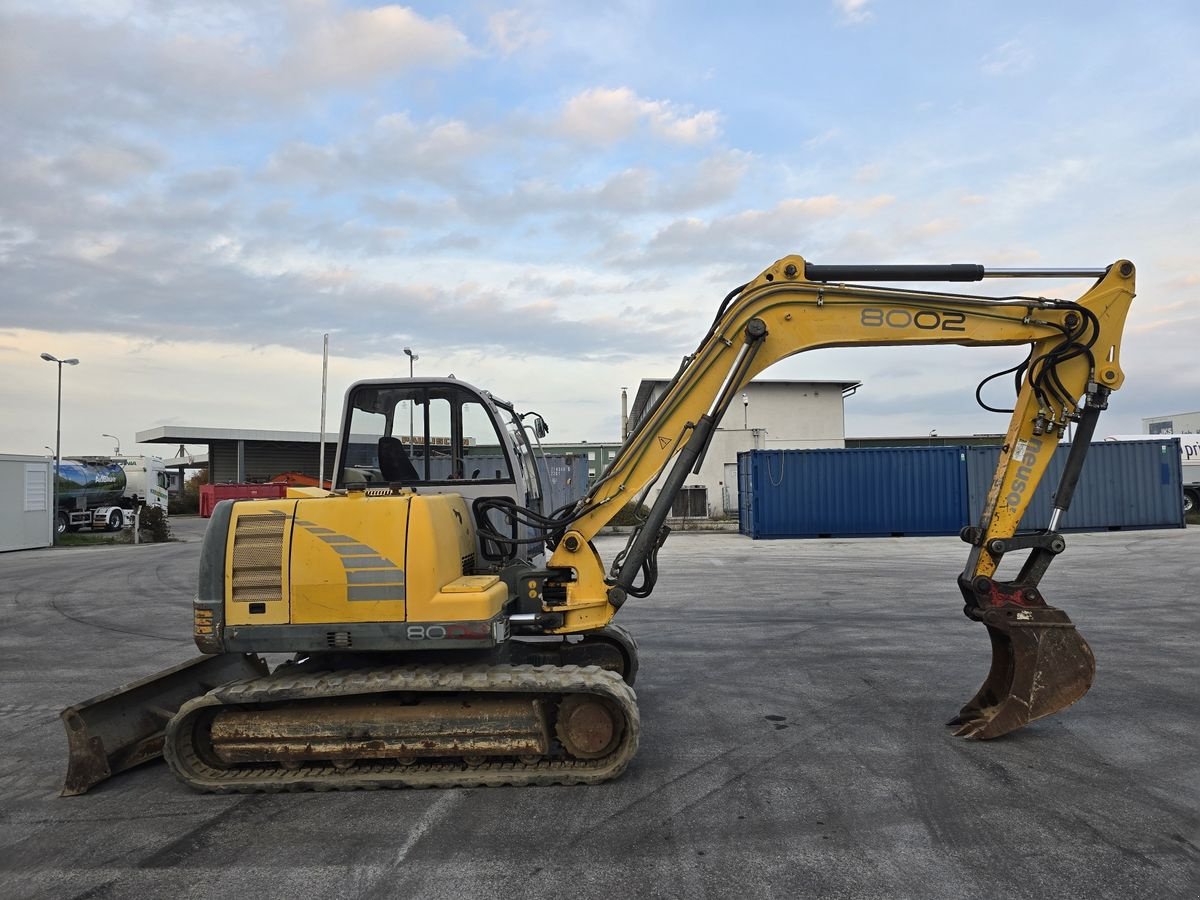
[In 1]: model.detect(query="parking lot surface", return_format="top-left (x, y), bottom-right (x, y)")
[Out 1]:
top-left (1, 522), bottom-right (1197, 898)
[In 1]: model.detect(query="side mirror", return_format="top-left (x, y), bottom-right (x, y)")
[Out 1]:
top-left (534, 416), bottom-right (549, 439)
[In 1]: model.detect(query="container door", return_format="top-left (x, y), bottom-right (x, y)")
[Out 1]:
top-left (723, 463), bottom-right (739, 513)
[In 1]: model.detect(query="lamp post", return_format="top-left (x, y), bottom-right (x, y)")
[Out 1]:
top-left (742, 392), bottom-right (749, 429)
top-left (403, 347), bottom-right (419, 447)
top-left (101, 433), bottom-right (121, 455)
top-left (41, 352), bottom-right (80, 541)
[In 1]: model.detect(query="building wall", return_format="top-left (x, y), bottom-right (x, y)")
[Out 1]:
top-left (0, 455), bottom-right (53, 552)
top-left (210, 441), bottom-right (338, 483)
top-left (675, 428), bottom-right (766, 517)
top-left (636, 381), bottom-right (848, 518)
top-left (1144, 411), bottom-right (1200, 434)
top-left (740, 382), bottom-right (847, 448)
top-left (537, 443), bottom-right (621, 482)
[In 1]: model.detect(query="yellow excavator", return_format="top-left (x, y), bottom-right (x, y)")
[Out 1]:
top-left (61, 255), bottom-right (1135, 794)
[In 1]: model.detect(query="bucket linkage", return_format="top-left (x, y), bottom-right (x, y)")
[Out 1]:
top-left (951, 387), bottom-right (1108, 739)
top-left (950, 545), bottom-right (1094, 739)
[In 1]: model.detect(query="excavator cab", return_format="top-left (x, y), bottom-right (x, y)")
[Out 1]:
top-left (335, 377), bottom-right (547, 563)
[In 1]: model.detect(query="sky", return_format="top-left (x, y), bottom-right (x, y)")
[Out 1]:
top-left (2, 0), bottom-right (1198, 460)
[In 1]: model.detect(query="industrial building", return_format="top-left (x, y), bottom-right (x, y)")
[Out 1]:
top-left (137, 426), bottom-right (606, 489)
top-left (1145, 410), bottom-right (1200, 434)
top-left (626, 378), bottom-right (861, 518)
top-left (134, 379), bottom-right (858, 521)
top-left (136, 426), bottom-right (335, 485)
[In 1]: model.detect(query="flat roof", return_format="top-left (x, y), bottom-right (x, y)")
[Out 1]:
top-left (137, 426), bottom-right (330, 444)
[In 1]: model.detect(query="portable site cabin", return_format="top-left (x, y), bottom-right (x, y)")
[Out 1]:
top-left (0, 454), bottom-right (53, 552)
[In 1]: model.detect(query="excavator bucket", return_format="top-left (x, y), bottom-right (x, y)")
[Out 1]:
top-left (948, 607), bottom-right (1095, 739)
top-left (61, 653), bottom-right (267, 796)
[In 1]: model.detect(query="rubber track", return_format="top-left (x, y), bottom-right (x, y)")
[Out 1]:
top-left (163, 663), bottom-right (639, 793)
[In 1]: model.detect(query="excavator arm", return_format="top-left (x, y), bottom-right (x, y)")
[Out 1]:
top-left (544, 255), bottom-right (1136, 738)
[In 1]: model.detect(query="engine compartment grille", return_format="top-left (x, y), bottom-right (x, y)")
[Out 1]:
top-left (231, 513), bottom-right (286, 603)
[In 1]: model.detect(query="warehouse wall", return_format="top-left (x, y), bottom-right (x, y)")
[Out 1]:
top-left (209, 441), bottom-right (338, 483)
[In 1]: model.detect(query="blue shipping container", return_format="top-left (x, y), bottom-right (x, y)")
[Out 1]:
top-left (965, 439), bottom-right (1184, 532)
top-left (536, 454), bottom-right (590, 511)
top-left (738, 447), bottom-right (969, 538)
top-left (738, 440), bottom-right (1185, 540)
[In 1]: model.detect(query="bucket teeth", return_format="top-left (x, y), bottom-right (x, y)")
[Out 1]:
top-left (953, 605), bottom-right (1095, 740)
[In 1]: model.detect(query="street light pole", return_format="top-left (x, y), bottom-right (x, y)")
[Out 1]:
top-left (41, 353), bottom-right (80, 542)
top-left (101, 433), bottom-right (121, 455)
top-left (403, 347), bottom-right (419, 447)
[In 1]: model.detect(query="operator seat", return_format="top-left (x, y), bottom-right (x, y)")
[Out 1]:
top-left (378, 436), bottom-right (420, 482)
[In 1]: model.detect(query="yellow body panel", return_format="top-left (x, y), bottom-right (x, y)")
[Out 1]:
top-left (223, 491), bottom-right (492, 627)
top-left (423, 575), bottom-right (510, 622)
top-left (286, 486), bottom-right (332, 499)
top-left (403, 493), bottom-right (502, 622)
top-left (289, 494), bottom-right (413, 624)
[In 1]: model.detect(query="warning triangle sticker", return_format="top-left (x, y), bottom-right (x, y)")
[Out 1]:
top-left (657, 436), bottom-right (672, 450)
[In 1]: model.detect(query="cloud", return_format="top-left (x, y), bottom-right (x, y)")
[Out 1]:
top-left (557, 87), bottom-right (720, 145)
top-left (611, 195), bottom-right (847, 268)
top-left (834, 0), bottom-right (874, 25)
top-left (264, 112), bottom-right (492, 189)
top-left (981, 40), bottom-right (1033, 76)
top-left (460, 150), bottom-right (750, 220)
top-left (281, 3), bottom-right (473, 86)
top-left (487, 8), bottom-right (549, 56)
top-left (805, 128), bottom-right (842, 149)
top-left (3, 0), bottom-right (1197, 454)
top-left (320, 147), bottom-right (751, 236)
top-left (0, 2), bottom-right (473, 130)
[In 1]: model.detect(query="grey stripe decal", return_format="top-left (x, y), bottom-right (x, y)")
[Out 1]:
top-left (294, 521), bottom-right (405, 583)
top-left (347, 570), bottom-right (405, 584)
top-left (341, 556), bottom-right (398, 569)
top-left (330, 543), bottom-right (376, 555)
top-left (348, 586), bottom-right (407, 602)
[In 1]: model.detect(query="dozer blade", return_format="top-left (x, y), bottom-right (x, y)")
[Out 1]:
top-left (948, 607), bottom-right (1095, 740)
top-left (61, 653), bottom-right (268, 796)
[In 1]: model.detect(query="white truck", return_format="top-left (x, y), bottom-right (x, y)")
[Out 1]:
top-left (1105, 435), bottom-right (1200, 514)
top-left (118, 456), bottom-right (171, 512)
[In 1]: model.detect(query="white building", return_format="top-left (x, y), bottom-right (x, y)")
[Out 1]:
top-left (626, 378), bottom-right (860, 518)
top-left (1144, 411), bottom-right (1200, 434)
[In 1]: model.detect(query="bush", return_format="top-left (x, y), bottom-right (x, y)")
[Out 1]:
top-left (609, 501), bottom-right (650, 527)
top-left (169, 495), bottom-right (198, 515)
top-left (139, 506), bottom-right (172, 543)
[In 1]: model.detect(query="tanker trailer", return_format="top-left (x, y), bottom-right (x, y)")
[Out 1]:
top-left (55, 459), bottom-right (129, 534)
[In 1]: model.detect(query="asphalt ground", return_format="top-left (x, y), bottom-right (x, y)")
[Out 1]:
top-left (0, 518), bottom-right (1197, 899)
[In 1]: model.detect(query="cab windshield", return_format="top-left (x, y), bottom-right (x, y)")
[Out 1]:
top-left (339, 383), bottom-right (514, 486)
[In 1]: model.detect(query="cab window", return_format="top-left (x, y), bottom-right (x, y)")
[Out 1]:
top-left (340, 384), bottom-right (513, 486)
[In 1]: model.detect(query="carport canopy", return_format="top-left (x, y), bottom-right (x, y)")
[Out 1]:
top-left (136, 426), bottom-right (335, 484)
